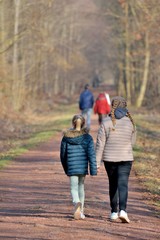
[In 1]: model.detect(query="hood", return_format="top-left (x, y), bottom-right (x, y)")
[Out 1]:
top-left (97, 93), bottom-right (105, 100)
top-left (114, 107), bottom-right (128, 119)
top-left (63, 128), bottom-right (89, 145)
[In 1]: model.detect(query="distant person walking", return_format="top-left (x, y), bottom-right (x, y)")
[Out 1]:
top-left (60, 114), bottom-right (97, 220)
top-left (96, 96), bottom-right (136, 223)
top-left (94, 92), bottom-right (111, 125)
top-left (79, 84), bottom-right (94, 129)
top-left (92, 69), bottom-right (101, 88)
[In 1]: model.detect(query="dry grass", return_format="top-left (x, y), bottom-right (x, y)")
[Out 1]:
top-left (133, 113), bottom-right (160, 208)
top-left (0, 103), bottom-right (78, 168)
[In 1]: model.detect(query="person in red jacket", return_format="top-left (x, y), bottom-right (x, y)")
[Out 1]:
top-left (94, 92), bottom-right (111, 124)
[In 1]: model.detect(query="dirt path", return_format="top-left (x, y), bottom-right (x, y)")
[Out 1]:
top-left (0, 115), bottom-right (159, 240)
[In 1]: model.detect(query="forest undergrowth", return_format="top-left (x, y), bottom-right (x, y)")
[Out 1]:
top-left (133, 113), bottom-right (160, 211)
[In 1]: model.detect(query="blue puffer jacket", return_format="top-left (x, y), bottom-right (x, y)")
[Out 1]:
top-left (79, 89), bottom-right (94, 110)
top-left (60, 128), bottom-right (97, 176)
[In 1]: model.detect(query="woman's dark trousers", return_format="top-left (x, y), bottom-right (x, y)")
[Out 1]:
top-left (104, 161), bottom-right (132, 213)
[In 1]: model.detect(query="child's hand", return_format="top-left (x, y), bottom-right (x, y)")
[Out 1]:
top-left (97, 167), bottom-right (100, 173)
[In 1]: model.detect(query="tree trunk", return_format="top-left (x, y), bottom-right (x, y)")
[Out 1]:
top-left (125, 1), bottom-right (131, 104)
top-left (136, 31), bottom-right (150, 107)
top-left (0, 0), bottom-right (6, 68)
top-left (12, 0), bottom-right (21, 110)
top-left (0, 0), bottom-right (6, 113)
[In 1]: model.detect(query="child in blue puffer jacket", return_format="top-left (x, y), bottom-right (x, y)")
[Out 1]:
top-left (60, 114), bottom-right (97, 220)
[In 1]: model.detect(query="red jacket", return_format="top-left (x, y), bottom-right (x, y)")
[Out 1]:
top-left (94, 93), bottom-right (111, 114)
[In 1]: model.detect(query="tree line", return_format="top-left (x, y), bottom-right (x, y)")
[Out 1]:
top-left (99, 0), bottom-right (160, 108)
top-left (0, 0), bottom-right (159, 115)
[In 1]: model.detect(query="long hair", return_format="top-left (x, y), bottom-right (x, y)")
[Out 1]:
top-left (72, 114), bottom-right (85, 129)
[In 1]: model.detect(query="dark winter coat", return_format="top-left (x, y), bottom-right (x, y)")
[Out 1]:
top-left (79, 89), bottom-right (94, 110)
top-left (60, 128), bottom-right (97, 176)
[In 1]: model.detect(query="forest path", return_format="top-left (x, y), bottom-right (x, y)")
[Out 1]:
top-left (0, 114), bottom-right (159, 240)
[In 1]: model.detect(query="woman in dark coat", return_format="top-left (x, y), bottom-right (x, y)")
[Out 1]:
top-left (60, 114), bottom-right (97, 220)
